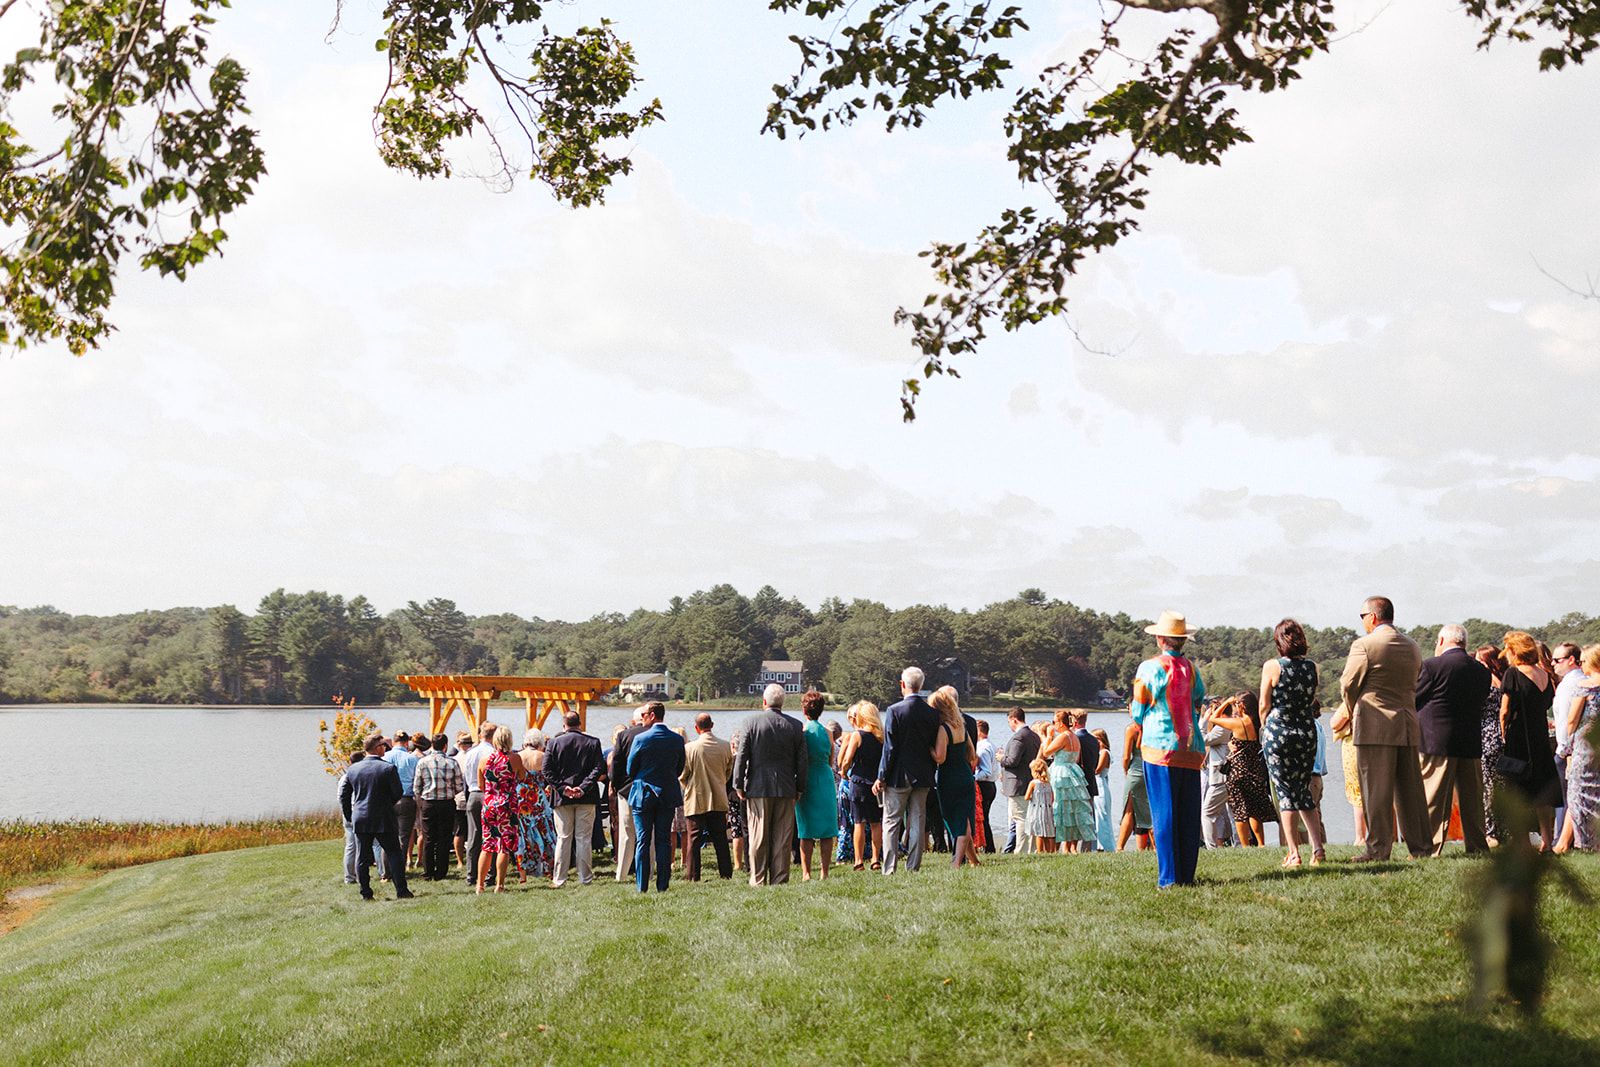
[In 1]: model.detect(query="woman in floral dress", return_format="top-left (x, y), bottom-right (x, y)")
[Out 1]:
top-left (476, 724), bottom-right (524, 894)
top-left (1259, 618), bottom-right (1325, 866)
top-left (514, 729), bottom-right (556, 881)
top-left (1476, 645), bottom-right (1507, 843)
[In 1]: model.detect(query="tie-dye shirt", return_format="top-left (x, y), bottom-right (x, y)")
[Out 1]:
top-left (1130, 652), bottom-right (1207, 770)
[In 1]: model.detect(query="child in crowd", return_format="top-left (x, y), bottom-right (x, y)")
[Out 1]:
top-left (1025, 757), bottom-right (1056, 854)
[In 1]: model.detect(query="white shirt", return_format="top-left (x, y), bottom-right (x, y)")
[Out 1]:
top-left (1553, 668), bottom-right (1588, 747)
top-left (459, 740), bottom-right (493, 792)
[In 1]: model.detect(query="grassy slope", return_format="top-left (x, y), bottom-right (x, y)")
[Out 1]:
top-left (1, 845), bottom-right (1598, 1066)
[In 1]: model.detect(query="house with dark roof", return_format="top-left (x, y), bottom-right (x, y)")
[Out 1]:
top-left (746, 659), bottom-right (805, 695)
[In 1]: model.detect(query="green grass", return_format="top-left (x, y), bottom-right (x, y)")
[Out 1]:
top-left (2, 844), bottom-right (1598, 1065)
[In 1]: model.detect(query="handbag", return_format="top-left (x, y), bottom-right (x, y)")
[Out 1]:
top-left (1495, 752), bottom-right (1529, 779)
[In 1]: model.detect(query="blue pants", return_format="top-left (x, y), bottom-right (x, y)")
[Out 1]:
top-left (1145, 763), bottom-right (1202, 887)
top-left (632, 799), bottom-right (675, 893)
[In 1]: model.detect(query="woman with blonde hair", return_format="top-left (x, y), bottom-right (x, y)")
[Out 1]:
top-left (1499, 631), bottom-right (1561, 849)
top-left (837, 700), bottom-right (885, 869)
top-left (930, 686), bottom-right (981, 868)
top-left (1041, 708), bottom-right (1095, 852)
top-left (476, 723), bottom-right (527, 893)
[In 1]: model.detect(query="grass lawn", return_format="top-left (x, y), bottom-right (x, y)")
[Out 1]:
top-left (2, 843), bottom-right (1598, 1065)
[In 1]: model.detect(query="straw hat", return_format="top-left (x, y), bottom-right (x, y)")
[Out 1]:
top-left (1144, 610), bottom-right (1195, 641)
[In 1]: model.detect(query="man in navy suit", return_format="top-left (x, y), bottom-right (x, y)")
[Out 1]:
top-left (339, 733), bottom-right (413, 900)
top-left (1414, 623), bottom-right (1492, 854)
top-left (876, 666), bottom-right (939, 874)
top-left (626, 701), bottom-right (687, 892)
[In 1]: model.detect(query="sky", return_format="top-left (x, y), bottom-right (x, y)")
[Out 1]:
top-left (1, 0), bottom-right (1597, 629)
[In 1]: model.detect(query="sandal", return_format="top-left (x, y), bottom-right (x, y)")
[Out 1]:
top-left (870, 860), bottom-right (882, 871)
top-left (1281, 852), bottom-right (1302, 869)
top-left (852, 862), bottom-right (865, 871)
top-left (1311, 849), bottom-right (1325, 866)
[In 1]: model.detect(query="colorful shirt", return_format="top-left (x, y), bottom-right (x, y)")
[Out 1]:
top-left (1130, 652), bottom-right (1207, 770)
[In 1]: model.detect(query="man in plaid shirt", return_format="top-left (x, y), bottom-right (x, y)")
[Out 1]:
top-left (413, 733), bottom-right (465, 881)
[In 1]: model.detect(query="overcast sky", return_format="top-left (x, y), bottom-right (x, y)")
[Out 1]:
top-left (2, 1), bottom-right (1597, 629)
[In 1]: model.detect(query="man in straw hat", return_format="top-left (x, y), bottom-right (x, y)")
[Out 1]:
top-left (1129, 611), bottom-right (1208, 887)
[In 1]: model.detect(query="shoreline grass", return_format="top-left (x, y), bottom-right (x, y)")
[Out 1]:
top-left (0, 815), bottom-right (343, 901)
top-left (1, 842), bottom-right (1597, 1063)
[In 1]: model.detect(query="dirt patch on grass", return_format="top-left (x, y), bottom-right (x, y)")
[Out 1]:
top-left (0, 878), bottom-right (87, 936)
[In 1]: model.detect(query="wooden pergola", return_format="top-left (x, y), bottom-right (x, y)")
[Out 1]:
top-left (397, 675), bottom-right (621, 735)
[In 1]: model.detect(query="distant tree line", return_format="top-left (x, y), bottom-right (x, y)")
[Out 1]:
top-left (1, 585), bottom-right (1595, 707)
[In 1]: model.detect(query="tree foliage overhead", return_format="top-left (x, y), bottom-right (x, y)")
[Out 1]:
top-left (1, 0), bottom-right (1595, 409)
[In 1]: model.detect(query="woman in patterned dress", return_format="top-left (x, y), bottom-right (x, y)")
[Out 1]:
top-left (1557, 645), bottom-right (1600, 852)
top-left (513, 729), bottom-right (557, 881)
top-left (1117, 720), bottom-right (1153, 851)
top-left (1041, 709), bottom-right (1096, 851)
top-left (476, 724), bottom-right (526, 894)
top-left (1476, 645), bottom-right (1507, 844)
top-left (1212, 693), bottom-right (1278, 847)
top-left (726, 735), bottom-right (747, 872)
top-left (1259, 618), bottom-right (1325, 867)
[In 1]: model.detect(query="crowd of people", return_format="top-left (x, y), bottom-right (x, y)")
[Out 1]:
top-left (335, 596), bottom-right (1600, 898)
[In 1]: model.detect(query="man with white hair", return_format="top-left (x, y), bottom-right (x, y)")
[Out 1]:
top-left (875, 666), bottom-right (940, 874)
top-left (731, 683), bottom-right (807, 886)
top-left (1414, 623), bottom-right (1493, 853)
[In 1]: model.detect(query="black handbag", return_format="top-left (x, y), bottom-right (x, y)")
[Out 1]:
top-left (1495, 752), bottom-right (1529, 779)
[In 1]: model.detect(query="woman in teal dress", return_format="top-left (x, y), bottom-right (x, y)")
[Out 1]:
top-left (930, 686), bottom-right (981, 869)
top-left (1042, 709), bottom-right (1096, 851)
top-left (796, 690), bottom-right (837, 880)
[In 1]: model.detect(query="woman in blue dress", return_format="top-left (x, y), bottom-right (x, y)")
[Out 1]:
top-left (795, 690), bottom-right (838, 880)
top-left (930, 686), bottom-right (980, 868)
top-left (1259, 618), bottom-right (1325, 867)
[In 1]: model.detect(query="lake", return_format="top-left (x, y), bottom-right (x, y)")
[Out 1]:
top-left (0, 704), bottom-right (1358, 844)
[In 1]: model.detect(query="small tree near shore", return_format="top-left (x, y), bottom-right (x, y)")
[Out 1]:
top-left (316, 695), bottom-right (377, 777)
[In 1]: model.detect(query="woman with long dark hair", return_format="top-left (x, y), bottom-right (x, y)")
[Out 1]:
top-left (1477, 644), bottom-right (1507, 845)
top-left (1260, 618), bottom-right (1325, 866)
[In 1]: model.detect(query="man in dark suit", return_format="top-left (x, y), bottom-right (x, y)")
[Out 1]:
top-left (999, 707), bottom-right (1040, 853)
top-left (1415, 623), bottom-right (1492, 854)
top-left (875, 666), bottom-right (939, 874)
top-left (625, 702), bottom-right (687, 893)
top-left (339, 733), bottom-right (412, 900)
top-left (1074, 712), bottom-right (1102, 850)
top-left (543, 711), bottom-right (606, 887)
top-left (610, 707), bottom-right (648, 883)
top-left (732, 683), bottom-right (807, 886)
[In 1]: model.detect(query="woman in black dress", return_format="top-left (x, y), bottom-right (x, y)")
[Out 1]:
top-left (836, 701), bottom-right (885, 870)
top-left (1212, 692), bottom-right (1279, 847)
top-left (1499, 631), bottom-right (1562, 850)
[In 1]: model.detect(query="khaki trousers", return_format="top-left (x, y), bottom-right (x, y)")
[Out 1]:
top-left (1419, 754), bottom-right (1488, 854)
top-left (1355, 743), bottom-right (1431, 859)
top-left (745, 796), bottom-right (796, 886)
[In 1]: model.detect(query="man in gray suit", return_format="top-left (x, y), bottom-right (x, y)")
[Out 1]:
top-left (732, 683), bottom-right (807, 886)
top-left (998, 707), bottom-right (1039, 853)
top-left (1331, 596), bottom-right (1430, 862)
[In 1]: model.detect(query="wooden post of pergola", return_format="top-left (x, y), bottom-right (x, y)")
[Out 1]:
top-left (396, 675), bottom-right (622, 735)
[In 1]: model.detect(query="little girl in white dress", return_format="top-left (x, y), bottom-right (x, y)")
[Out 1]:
top-left (1025, 757), bottom-right (1056, 854)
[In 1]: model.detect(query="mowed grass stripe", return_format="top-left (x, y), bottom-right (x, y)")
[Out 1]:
top-left (1, 842), bottom-right (1597, 1065)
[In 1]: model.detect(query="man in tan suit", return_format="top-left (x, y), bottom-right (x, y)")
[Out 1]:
top-left (1330, 596), bottom-right (1431, 861)
top-left (680, 712), bottom-right (734, 880)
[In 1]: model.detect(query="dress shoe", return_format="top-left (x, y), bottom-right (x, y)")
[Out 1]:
top-left (1349, 850), bottom-right (1391, 863)
top-left (395, 890), bottom-right (415, 899)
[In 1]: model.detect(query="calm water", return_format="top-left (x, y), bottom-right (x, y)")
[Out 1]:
top-left (0, 705), bottom-right (1357, 844)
